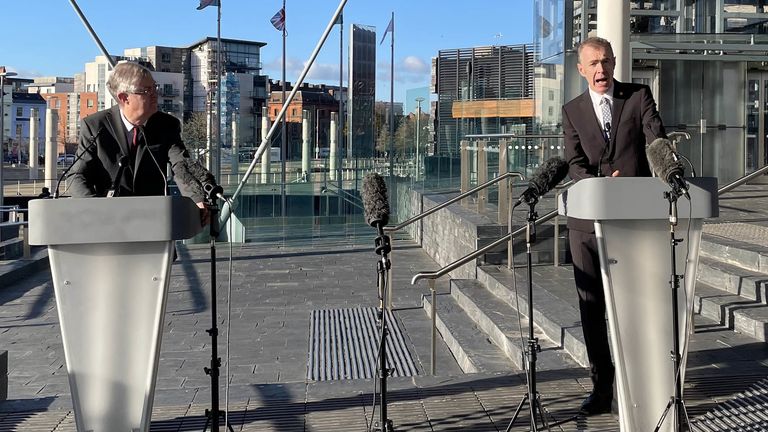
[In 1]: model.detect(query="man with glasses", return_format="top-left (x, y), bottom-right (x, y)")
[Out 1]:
top-left (69, 61), bottom-right (214, 225)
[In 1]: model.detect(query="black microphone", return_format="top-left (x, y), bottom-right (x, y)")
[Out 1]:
top-left (203, 182), bottom-right (225, 201)
top-left (515, 157), bottom-right (570, 207)
top-left (597, 122), bottom-right (611, 177)
top-left (361, 173), bottom-right (390, 229)
top-left (106, 155), bottom-right (129, 198)
top-left (54, 127), bottom-right (102, 198)
top-left (646, 137), bottom-right (690, 200)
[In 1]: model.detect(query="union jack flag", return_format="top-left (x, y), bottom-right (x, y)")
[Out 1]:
top-left (196, 0), bottom-right (219, 10)
top-left (271, 8), bottom-right (286, 32)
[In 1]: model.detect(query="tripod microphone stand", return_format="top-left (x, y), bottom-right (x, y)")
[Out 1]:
top-left (506, 201), bottom-right (576, 432)
top-left (653, 191), bottom-right (691, 432)
top-left (372, 223), bottom-right (394, 432)
top-left (202, 189), bottom-right (233, 432)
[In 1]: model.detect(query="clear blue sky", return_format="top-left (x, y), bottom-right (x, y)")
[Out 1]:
top-left (0, 1), bottom-right (533, 103)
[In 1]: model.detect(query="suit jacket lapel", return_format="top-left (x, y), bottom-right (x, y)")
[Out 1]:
top-left (608, 80), bottom-right (627, 158)
top-left (577, 92), bottom-right (606, 147)
top-left (106, 105), bottom-right (131, 159)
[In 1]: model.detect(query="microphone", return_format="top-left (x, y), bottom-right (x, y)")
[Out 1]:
top-left (106, 155), bottom-right (129, 198)
top-left (515, 157), bottom-right (570, 207)
top-left (54, 127), bottom-right (102, 198)
top-left (646, 138), bottom-right (690, 200)
top-left (361, 173), bottom-right (390, 229)
top-left (597, 122), bottom-right (611, 177)
top-left (203, 182), bottom-right (225, 201)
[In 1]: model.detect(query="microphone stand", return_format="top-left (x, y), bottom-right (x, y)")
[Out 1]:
top-left (203, 193), bottom-right (233, 432)
top-left (506, 201), bottom-right (576, 432)
top-left (373, 221), bottom-right (394, 432)
top-left (653, 191), bottom-right (691, 432)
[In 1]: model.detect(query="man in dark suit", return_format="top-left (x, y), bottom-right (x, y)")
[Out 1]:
top-left (69, 61), bottom-right (214, 224)
top-left (562, 36), bottom-right (666, 415)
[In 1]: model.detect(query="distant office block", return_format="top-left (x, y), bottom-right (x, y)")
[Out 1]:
top-left (348, 24), bottom-right (376, 158)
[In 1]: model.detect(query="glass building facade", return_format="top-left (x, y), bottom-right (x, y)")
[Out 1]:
top-left (535, 0), bottom-right (768, 183)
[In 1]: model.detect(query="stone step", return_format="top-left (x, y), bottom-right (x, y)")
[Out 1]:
top-left (477, 265), bottom-right (590, 368)
top-left (697, 256), bottom-right (768, 302)
top-left (700, 231), bottom-right (768, 274)
top-left (422, 291), bottom-right (516, 374)
top-left (449, 279), bottom-right (578, 371)
top-left (694, 282), bottom-right (768, 342)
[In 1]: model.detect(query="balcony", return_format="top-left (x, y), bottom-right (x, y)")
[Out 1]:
top-left (159, 88), bottom-right (180, 97)
top-left (160, 103), bottom-right (181, 113)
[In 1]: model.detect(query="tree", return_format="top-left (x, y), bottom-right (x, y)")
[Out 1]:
top-left (182, 112), bottom-right (208, 161)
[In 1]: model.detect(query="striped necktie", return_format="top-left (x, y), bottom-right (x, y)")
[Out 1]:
top-left (600, 97), bottom-right (612, 141)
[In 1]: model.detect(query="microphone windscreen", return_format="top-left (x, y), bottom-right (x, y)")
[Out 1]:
top-left (529, 157), bottom-right (570, 196)
top-left (646, 138), bottom-right (683, 181)
top-left (361, 173), bottom-right (390, 227)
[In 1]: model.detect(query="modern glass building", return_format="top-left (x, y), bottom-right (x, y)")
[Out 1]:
top-left (535, 0), bottom-right (768, 183)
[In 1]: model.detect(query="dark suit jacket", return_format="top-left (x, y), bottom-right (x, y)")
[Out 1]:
top-left (69, 106), bottom-right (212, 203)
top-left (562, 80), bottom-right (666, 232)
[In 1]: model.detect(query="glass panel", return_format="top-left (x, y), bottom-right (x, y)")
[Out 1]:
top-left (746, 78), bottom-right (760, 173)
top-left (630, 0), bottom-right (678, 10)
top-left (724, 0), bottom-right (768, 13)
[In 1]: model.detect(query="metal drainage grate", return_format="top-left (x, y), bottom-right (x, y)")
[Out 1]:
top-left (308, 307), bottom-right (419, 381)
top-left (691, 378), bottom-right (768, 431)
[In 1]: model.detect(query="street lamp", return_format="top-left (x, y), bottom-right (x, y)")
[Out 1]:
top-left (415, 97), bottom-right (425, 181)
top-left (0, 69), bottom-right (18, 207)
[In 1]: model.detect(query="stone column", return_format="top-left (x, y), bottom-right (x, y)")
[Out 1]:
top-left (302, 109), bottom-right (311, 182)
top-left (329, 112), bottom-right (338, 181)
top-left (597, 0), bottom-right (631, 82)
top-left (261, 106), bottom-right (271, 184)
top-left (45, 109), bottom-right (58, 192)
top-left (28, 108), bottom-right (39, 180)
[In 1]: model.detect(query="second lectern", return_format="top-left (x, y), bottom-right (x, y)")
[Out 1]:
top-left (559, 177), bottom-right (718, 432)
top-left (28, 196), bottom-right (203, 432)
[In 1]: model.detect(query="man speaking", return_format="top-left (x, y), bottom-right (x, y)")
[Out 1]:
top-left (68, 61), bottom-right (215, 225)
top-left (562, 36), bottom-right (666, 415)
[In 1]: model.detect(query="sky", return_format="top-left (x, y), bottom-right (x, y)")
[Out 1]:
top-left (0, 1), bottom-right (534, 105)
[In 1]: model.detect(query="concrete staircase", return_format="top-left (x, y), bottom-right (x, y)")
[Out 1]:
top-left (421, 221), bottom-right (768, 373)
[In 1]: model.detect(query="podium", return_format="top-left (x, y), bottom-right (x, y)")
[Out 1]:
top-left (559, 177), bottom-right (718, 432)
top-left (28, 196), bottom-right (202, 432)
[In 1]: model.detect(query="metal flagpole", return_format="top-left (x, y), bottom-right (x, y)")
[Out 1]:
top-left (388, 12), bottom-right (394, 181)
top-left (215, 1), bottom-right (223, 184)
top-left (281, 0), bottom-right (287, 217)
top-left (337, 12), bottom-right (343, 215)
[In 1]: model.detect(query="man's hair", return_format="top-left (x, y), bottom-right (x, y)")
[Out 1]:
top-left (106, 61), bottom-right (153, 100)
top-left (577, 36), bottom-right (614, 60)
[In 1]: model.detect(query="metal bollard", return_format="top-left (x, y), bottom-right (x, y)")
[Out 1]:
top-left (429, 279), bottom-right (437, 375)
top-left (18, 213), bottom-right (30, 259)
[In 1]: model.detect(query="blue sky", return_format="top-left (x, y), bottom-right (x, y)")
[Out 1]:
top-left (0, 1), bottom-right (533, 103)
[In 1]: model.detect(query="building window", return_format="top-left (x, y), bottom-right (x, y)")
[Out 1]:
top-left (16, 107), bottom-right (22, 117)
top-left (548, 107), bottom-right (554, 116)
top-left (274, 108), bottom-right (278, 116)
top-left (87, 99), bottom-right (94, 108)
top-left (161, 52), bottom-right (171, 62)
top-left (548, 90), bottom-right (554, 101)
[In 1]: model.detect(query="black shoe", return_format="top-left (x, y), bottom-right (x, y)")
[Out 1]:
top-left (579, 392), bottom-right (612, 416)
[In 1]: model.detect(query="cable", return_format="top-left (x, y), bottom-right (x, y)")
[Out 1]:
top-left (508, 207), bottom-right (529, 378)
top-left (223, 196), bottom-right (234, 431)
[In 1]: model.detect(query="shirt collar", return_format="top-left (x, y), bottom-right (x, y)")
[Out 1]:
top-left (588, 83), bottom-right (614, 106)
top-left (119, 108), bottom-right (142, 132)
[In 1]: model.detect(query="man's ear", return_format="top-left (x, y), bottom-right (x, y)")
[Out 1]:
top-left (117, 93), bottom-right (129, 104)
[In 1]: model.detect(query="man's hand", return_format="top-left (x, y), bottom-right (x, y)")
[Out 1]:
top-left (611, 170), bottom-right (620, 177)
top-left (196, 201), bottom-right (210, 226)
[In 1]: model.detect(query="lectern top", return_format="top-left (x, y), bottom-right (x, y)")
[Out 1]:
top-left (28, 196), bottom-right (203, 245)
top-left (558, 177), bottom-right (719, 221)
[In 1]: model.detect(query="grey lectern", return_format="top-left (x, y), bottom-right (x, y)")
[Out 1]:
top-left (28, 196), bottom-right (202, 432)
top-left (559, 177), bottom-right (718, 432)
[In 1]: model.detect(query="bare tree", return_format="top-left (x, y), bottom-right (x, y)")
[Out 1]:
top-left (182, 112), bottom-right (208, 161)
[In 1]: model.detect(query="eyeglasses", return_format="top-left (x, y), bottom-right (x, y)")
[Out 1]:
top-left (128, 84), bottom-right (160, 96)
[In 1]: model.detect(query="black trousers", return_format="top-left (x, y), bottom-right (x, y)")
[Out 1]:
top-left (569, 228), bottom-right (614, 396)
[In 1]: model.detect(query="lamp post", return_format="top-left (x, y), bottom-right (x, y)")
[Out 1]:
top-left (0, 69), bottom-right (18, 207)
top-left (415, 97), bottom-right (424, 181)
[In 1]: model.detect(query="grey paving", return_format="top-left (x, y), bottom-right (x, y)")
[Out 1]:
top-left (1, 178), bottom-right (768, 430)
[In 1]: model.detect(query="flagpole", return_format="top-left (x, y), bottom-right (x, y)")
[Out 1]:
top-left (215, 1), bottom-right (222, 188)
top-left (388, 11), bottom-right (394, 181)
top-left (280, 0), bottom-right (287, 217)
top-left (337, 12), bottom-right (343, 215)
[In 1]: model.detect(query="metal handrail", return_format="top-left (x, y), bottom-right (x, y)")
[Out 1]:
top-left (718, 164), bottom-right (768, 195)
top-left (384, 171), bottom-right (526, 233)
top-left (464, 133), bottom-right (564, 139)
top-left (411, 196), bottom-right (564, 284)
